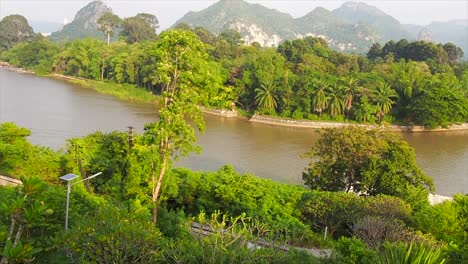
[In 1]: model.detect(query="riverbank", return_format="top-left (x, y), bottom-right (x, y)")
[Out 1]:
top-left (50, 73), bottom-right (158, 104)
top-left (51, 73), bottom-right (239, 118)
top-left (250, 114), bottom-right (468, 133)
top-left (0, 61), bottom-right (34, 74)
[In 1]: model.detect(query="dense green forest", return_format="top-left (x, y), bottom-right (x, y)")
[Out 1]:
top-left (1, 19), bottom-right (467, 128)
top-left (1, 122), bottom-right (467, 263)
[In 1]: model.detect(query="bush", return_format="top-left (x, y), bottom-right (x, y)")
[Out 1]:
top-left (168, 166), bottom-right (308, 240)
top-left (353, 216), bottom-right (415, 250)
top-left (328, 237), bottom-right (377, 264)
top-left (63, 205), bottom-right (163, 263)
top-left (292, 109), bottom-right (304, 119)
top-left (298, 191), bottom-right (364, 238)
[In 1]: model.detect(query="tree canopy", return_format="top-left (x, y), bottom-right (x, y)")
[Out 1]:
top-left (302, 126), bottom-right (434, 206)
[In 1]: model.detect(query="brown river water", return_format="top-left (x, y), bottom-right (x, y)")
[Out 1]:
top-left (0, 69), bottom-right (466, 196)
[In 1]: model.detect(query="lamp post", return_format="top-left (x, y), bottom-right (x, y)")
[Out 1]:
top-left (60, 172), bottom-right (102, 231)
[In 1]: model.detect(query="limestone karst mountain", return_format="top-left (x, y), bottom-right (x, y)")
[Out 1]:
top-left (49, 1), bottom-right (112, 42)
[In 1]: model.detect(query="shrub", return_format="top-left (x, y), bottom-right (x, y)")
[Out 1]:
top-left (298, 191), bottom-right (364, 238)
top-left (352, 216), bottom-right (414, 250)
top-left (63, 205), bottom-right (163, 263)
top-left (329, 237), bottom-right (377, 264)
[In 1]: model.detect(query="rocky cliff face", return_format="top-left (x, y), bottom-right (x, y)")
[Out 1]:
top-left (174, 0), bottom-right (397, 53)
top-left (49, 1), bottom-right (112, 42)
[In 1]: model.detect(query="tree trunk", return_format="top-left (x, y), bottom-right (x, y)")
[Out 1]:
top-left (152, 157), bottom-right (167, 224)
top-left (13, 225), bottom-right (23, 247)
top-left (107, 33), bottom-right (110, 45)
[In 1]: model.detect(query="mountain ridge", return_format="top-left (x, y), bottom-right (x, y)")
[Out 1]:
top-left (174, 0), bottom-right (467, 55)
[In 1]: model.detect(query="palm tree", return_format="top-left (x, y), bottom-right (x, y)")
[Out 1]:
top-left (327, 82), bottom-right (344, 117)
top-left (255, 81), bottom-right (278, 113)
top-left (373, 81), bottom-right (398, 122)
top-left (311, 79), bottom-right (330, 117)
top-left (341, 77), bottom-right (359, 119)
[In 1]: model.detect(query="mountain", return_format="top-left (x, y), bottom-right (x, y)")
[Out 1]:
top-left (0, 15), bottom-right (37, 51)
top-left (331, 2), bottom-right (411, 42)
top-left (295, 7), bottom-right (378, 51)
top-left (175, 0), bottom-right (296, 47)
top-left (49, 1), bottom-right (111, 42)
top-left (174, 0), bottom-right (400, 52)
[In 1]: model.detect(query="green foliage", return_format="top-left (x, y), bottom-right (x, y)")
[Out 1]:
top-left (168, 166), bottom-right (308, 238)
top-left (53, 38), bottom-right (105, 79)
top-left (298, 191), bottom-right (363, 237)
top-left (409, 75), bottom-right (468, 128)
top-left (330, 237), bottom-right (377, 264)
top-left (0, 123), bottom-right (61, 181)
top-left (163, 211), bottom-right (320, 264)
top-left (63, 205), bottom-right (163, 263)
top-left (97, 12), bottom-right (121, 44)
top-left (302, 126), bottom-right (433, 206)
top-left (67, 78), bottom-right (157, 103)
top-left (63, 131), bottom-right (129, 196)
top-left (0, 39), bottom-right (59, 74)
top-left (372, 39), bottom-right (463, 64)
top-left (120, 13), bottom-right (158, 43)
top-left (414, 195), bottom-right (468, 245)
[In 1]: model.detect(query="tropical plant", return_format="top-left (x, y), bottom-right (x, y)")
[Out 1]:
top-left (373, 81), bottom-right (398, 122)
top-left (311, 79), bottom-right (330, 117)
top-left (377, 243), bottom-right (446, 264)
top-left (326, 82), bottom-right (344, 117)
top-left (342, 77), bottom-right (360, 119)
top-left (255, 81), bottom-right (278, 113)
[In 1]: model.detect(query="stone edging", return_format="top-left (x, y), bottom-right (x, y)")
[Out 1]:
top-left (249, 114), bottom-right (468, 132)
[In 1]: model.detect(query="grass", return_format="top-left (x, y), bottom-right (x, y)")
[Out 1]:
top-left (52, 74), bottom-right (159, 104)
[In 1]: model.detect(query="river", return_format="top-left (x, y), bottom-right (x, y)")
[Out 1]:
top-left (1, 69), bottom-right (467, 196)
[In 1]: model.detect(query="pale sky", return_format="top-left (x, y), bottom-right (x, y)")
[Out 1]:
top-left (0, 0), bottom-right (467, 30)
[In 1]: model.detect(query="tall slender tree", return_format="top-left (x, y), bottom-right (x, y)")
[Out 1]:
top-left (142, 30), bottom-right (222, 224)
top-left (97, 12), bottom-right (121, 45)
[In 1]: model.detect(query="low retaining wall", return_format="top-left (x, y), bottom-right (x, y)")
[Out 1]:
top-left (249, 114), bottom-right (468, 132)
top-left (200, 107), bottom-right (238, 118)
top-left (0, 175), bottom-right (22, 186)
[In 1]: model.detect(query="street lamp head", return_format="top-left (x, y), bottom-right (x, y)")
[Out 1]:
top-left (60, 173), bottom-right (79, 182)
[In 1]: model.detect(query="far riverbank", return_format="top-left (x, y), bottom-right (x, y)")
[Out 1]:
top-left (2, 62), bottom-right (467, 132)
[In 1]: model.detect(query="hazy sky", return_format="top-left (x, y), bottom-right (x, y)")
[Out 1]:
top-left (1, 0), bottom-right (467, 29)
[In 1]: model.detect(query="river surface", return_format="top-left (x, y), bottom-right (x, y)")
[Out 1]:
top-left (1, 69), bottom-right (467, 196)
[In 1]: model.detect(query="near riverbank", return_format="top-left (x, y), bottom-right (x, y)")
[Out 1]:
top-left (250, 114), bottom-right (468, 133)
